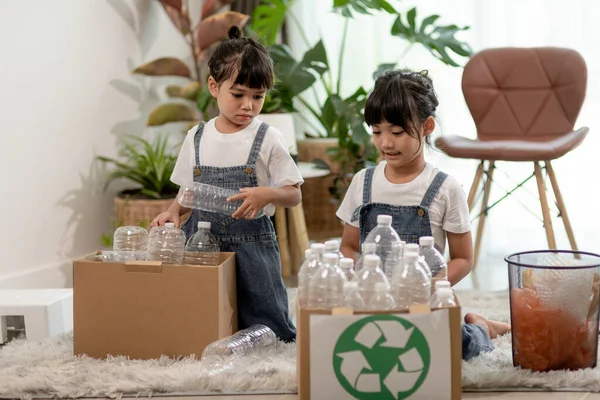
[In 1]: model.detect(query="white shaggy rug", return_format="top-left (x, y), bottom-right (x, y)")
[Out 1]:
top-left (1, 288), bottom-right (600, 398)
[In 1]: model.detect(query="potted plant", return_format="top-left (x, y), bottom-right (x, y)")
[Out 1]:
top-left (250, 0), bottom-right (473, 238)
top-left (98, 135), bottom-right (179, 233)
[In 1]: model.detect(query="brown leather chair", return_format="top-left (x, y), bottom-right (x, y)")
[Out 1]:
top-left (435, 47), bottom-right (588, 267)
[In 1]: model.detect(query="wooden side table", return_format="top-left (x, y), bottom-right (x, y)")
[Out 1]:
top-left (275, 162), bottom-right (330, 277)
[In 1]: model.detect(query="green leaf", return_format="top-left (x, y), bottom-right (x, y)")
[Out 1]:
top-left (97, 135), bottom-right (179, 197)
top-left (269, 42), bottom-right (329, 97)
top-left (251, 0), bottom-right (294, 46)
top-left (133, 57), bottom-right (191, 78)
top-left (166, 81), bottom-right (202, 100)
top-left (196, 85), bottom-right (215, 113)
top-left (147, 103), bottom-right (197, 126)
top-left (333, 0), bottom-right (397, 18)
top-left (372, 63), bottom-right (396, 80)
top-left (391, 7), bottom-right (472, 67)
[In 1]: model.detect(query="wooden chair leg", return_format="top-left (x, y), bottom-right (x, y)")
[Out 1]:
top-left (534, 162), bottom-right (557, 249)
top-left (473, 161), bottom-right (495, 268)
top-left (467, 161), bottom-right (485, 212)
top-left (275, 206), bottom-right (291, 277)
top-left (545, 161), bottom-right (578, 251)
top-left (288, 203), bottom-right (310, 275)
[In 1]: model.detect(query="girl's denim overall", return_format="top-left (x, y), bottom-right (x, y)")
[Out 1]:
top-left (181, 122), bottom-right (296, 341)
top-left (351, 166), bottom-right (494, 360)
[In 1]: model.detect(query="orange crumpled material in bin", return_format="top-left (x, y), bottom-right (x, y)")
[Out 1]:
top-left (511, 283), bottom-right (599, 371)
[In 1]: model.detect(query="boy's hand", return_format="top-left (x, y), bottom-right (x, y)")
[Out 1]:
top-left (228, 187), bottom-right (274, 220)
top-left (151, 211), bottom-right (180, 227)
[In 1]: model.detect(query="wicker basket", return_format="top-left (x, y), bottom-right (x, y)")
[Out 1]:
top-left (114, 196), bottom-right (175, 228)
top-left (298, 138), bottom-right (344, 241)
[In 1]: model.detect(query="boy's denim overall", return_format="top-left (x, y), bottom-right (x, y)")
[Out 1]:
top-left (351, 166), bottom-right (494, 360)
top-left (181, 122), bottom-right (296, 342)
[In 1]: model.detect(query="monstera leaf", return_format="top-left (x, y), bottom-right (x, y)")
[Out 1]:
top-left (391, 7), bottom-right (472, 67)
top-left (269, 40), bottom-right (329, 98)
top-left (251, 0), bottom-right (294, 46)
top-left (333, 0), bottom-right (396, 17)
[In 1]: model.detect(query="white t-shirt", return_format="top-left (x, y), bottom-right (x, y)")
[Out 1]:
top-left (336, 162), bottom-right (471, 254)
top-left (171, 118), bottom-right (304, 216)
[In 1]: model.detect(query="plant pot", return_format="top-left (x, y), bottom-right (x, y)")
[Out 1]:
top-left (297, 138), bottom-right (344, 241)
top-left (114, 195), bottom-right (176, 228)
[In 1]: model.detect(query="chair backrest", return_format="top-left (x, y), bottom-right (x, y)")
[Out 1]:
top-left (462, 47), bottom-right (587, 141)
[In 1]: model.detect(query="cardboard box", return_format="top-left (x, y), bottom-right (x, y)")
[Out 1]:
top-left (297, 300), bottom-right (462, 400)
top-left (73, 253), bottom-right (237, 360)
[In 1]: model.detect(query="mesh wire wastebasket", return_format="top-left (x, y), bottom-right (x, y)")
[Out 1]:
top-left (505, 250), bottom-right (600, 371)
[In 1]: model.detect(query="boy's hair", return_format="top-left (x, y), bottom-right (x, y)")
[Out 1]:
top-left (364, 69), bottom-right (439, 146)
top-left (207, 26), bottom-right (274, 90)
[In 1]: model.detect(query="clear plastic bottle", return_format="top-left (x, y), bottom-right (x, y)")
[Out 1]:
top-left (200, 324), bottom-right (277, 359)
top-left (429, 280), bottom-right (452, 307)
top-left (391, 252), bottom-right (431, 309)
top-left (419, 236), bottom-right (448, 284)
top-left (324, 239), bottom-right (344, 260)
top-left (339, 258), bottom-right (356, 282)
top-left (343, 281), bottom-right (366, 309)
top-left (113, 226), bottom-right (148, 261)
top-left (405, 243), bottom-right (432, 280)
top-left (147, 222), bottom-right (186, 264)
top-left (297, 243), bottom-right (326, 307)
top-left (308, 253), bottom-right (347, 309)
top-left (364, 282), bottom-right (396, 310)
top-left (429, 287), bottom-right (456, 308)
top-left (184, 221), bottom-right (220, 265)
top-left (178, 182), bottom-right (264, 217)
top-left (355, 242), bottom-right (377, 272)
top-left (364, 215), bottom-right (402, 278)
top-left (354, 254), bottom-right (390, 305)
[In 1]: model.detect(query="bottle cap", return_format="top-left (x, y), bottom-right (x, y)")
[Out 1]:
top-left (419, 236), bottom-right (434, 247)
top-left (340, 258), bottom-right (354, 269)
top-left (377, 215), bottom-right (392, 225)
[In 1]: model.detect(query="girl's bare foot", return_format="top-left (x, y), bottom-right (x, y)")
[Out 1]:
top-left (465, 312), bottom-right (511, 339)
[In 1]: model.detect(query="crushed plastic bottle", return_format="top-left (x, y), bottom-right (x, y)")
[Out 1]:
top-left (147, 222), bottom-right (186, 264)
top-left (113, 226), bottom-right (148, 261)
top-left (200, 324), bottom-right (277, 359)
top-left (178, 182), bottom-right (265, 217)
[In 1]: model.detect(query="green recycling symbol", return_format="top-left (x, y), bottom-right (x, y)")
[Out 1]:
top-left (333, 315), bottom-right (430, 400)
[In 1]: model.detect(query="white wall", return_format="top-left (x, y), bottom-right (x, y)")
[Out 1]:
top-left (0, 0), bottom-right (192, 288)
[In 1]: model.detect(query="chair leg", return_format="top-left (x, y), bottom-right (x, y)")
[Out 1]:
top-left (467, 161), bottom-right (485, 212)
top-left (534, 162), bottom-right (557, 249)
top-left (545, 161), bottom-right (578, 251)
top-left (473, 161), bottom-right (495, 269)
top-left (274, 206), bottom-right (291, 277)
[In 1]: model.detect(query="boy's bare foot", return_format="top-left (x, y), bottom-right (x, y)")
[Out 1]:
top-left (465, 312), bottom-right (511, 339)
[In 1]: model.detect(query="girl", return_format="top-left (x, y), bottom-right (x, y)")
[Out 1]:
top-left (152, 26), bottom-right (301, 342)
top-left (336, 69), bottom-right (510, 359)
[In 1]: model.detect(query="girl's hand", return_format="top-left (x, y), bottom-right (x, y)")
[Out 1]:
top-left (151, 211), bottom-right (180, 227)
top-left (228, 187), bottom-right (274, 220)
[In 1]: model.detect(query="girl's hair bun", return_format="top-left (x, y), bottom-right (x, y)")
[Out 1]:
top-left (228, 25), bottom-right (243, 40)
